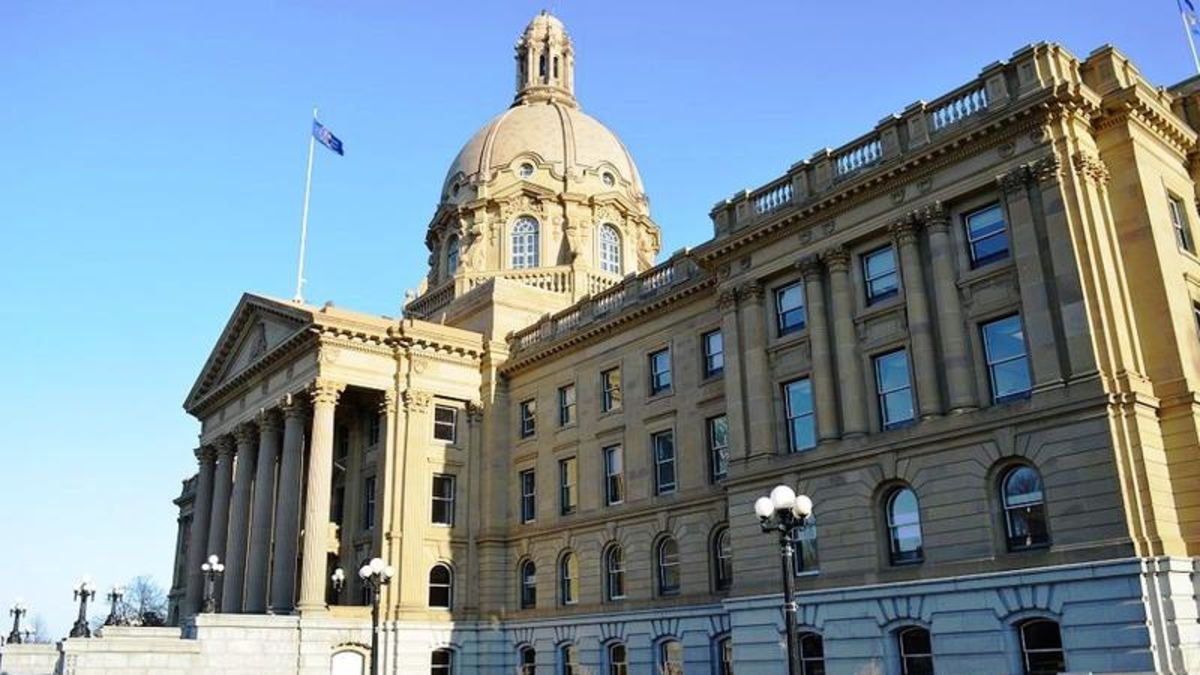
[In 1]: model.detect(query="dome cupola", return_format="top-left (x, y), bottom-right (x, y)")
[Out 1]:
top-left (514, 11), bottom-right (576, 107)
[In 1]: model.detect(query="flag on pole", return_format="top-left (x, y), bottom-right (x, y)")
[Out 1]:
top-left (1184, 0), bottom-right (1200, 37)
top-left (312, 120), bottom-right (345, 156)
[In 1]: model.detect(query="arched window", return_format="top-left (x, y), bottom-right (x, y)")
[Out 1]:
top-left (1002, 466), bottom-right (1050, 550)
top-left (886, 487), bottom-right (924, 565)
top-left (604, 544), bottom-right (626, 601)
top-left (656, 537), bottom-right (681, 596)
top-left (658, 639), bottom-right (684, 675)
top-left (599, 224), bottom-right (622, 274)
top-left (511, 216), bottom-right (540, 269)
top-left (428, 563), bottom-right (452, 608)
top-left (559, 643), bottom-right (578, 675)
top-left (445, 235), bottom-right (460, 278)
top-left (1018, 619), bottom-right (1065, 675)
top-left (792, 513), bottom-right (819, 574)
top-left (606, 641), bottom-right (628, 675)
top-left (713, 527), bottom-right (732, 591)
top-left (559, 552), bottom-right (578, 606)
top-left (431, 648), bottom-right (454, 675)
top-left (519, 559), bottom-right (537, 609)
top-left (717, 636), bottom-right (734, 675)
top-left (897, 626), bottom-right (933, 675)
top-left (798, 632), bottom-right (825, 675)
top-left (519, 645), bottom-right (537, 675)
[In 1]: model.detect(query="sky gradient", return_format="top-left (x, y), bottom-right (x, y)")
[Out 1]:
top-left (0, 0), bottom-right (1186, 636)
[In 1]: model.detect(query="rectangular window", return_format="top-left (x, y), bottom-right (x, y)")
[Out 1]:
top-left (519, 399), bottom-right (536, 438)
top-left (332, 485), bottom-right (345, 525)
top-left (863, 246), bottom-right (899, 304)
top-left (653, 430), bottom-right (677, 495)
top-left (784, 378), bottom-right (816, 451)
top-left (601, 368), bottom-right (622, 412)
top-left (791, 518), bottom-right (818, 574)
top-left (362, 476), bottom-right (376, 531)
top-left (775, 281), bottom-right (807, 335)
top-left (649, 348), bottom-right (672, 396)
top-left (519, 469), bottom-right (536, 524)
top-left (1169, 194), bottom-right (1195, 252)
top-left (603, 445), bottom-right (624, 505)
top-left (874, 350), bottom-right (915, 429)
top-left (433, 405), bottom-right (457, 443)
top-left (431, 473), bottom-right (456, 526)
top-left (964, 202), bottom-right (1010, 266)
top-left (335, 424), bottom-right (350, 459)
top-left (982, 314), bottom-right (1032, 403)
top-left (558, 384), bottom-right (576, 426)
top-left (707, 415), bottom-right (729, 482)
top-left (559, 457), bottom-right (577, 516)
top-left (367, 414), bottom-right (381, 447)
top-left (702, 330), bottom-right (724, 378)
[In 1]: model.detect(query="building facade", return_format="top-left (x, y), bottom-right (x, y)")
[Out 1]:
top-left (9, 11), bottom-right (1200, 675)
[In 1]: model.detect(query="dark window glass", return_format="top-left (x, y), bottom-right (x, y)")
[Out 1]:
top-left (428, 564), bottom-right (452, 608)
top-left (431, 648), bottom-right (454, 675)
top-left (445, 234), bottom-right (460, 277)
top-left (1019, 619), bottom-right (1066, 675)
top-left (559, 457), bottom-right (577, 516)
top-left (718, 637), bottom-right (734, 675)
top-left (520, 560), bottom-right (537, 609)
top-left (605, 544), bottom-right (626, 601)
top-left (714, 528), bottom-right (732, 591)
top-left (558, 384), bottom-right (576, 426)
top-left (433, 405), bottom-right (457, 442)
top-left (982, 315), bottom-right (1032, 403)
top-left (898, 627), bottom-right (933, 675)
top-left (560, 644), bottom-right (579, 675)
top-left (649, 349), bottom-right (672, 395)
top-left (604, 445), bottom-right (624, 505)
top-left (863, 246), bottom-right (899, 304)
top-left (874, 350), bottom-right (915, 429)
top-left (776, 281), bottom-right (807, 335)
top-left (607, 642), bottom-right (628, 675)
top-left (785, 378), bottom-right (816, 451)
top-left (367, 413), bottom-right (381, 446)
top-left (431, 474), bottom-right (455, 526)
top-left (1169, 194), bottom-right (1195, 252)
top-left (362, 476), bottom-right (376, 531)
top-left (601, 368), bottom-right (622, 412)
top-left (1003, 466), bottom-right (1050, 550)
top-left (519, 646), bottom-right (537, 675)
top-left (519, 399), bottom-right (536, 438)
top-left (559, 553), bottom-right (578, 606)
top-left (965, 203), bottom-right (1010, 266)
top-left (887, 488), bottom-right (924, 565)
top-left (792, 514), bottom-right (818, 574)
top-left (703, 330), bottom-right (724, 377)
top-left (798, 632), bottom-right (826, 675)
top-left (657, 537), bottom-right (680, 596)
top-left (708, 415), bottom-right (730, 482)
top-left (653, 431), bottom-right (677, 494)
top-left (520, 469), bottom-right (536, 524)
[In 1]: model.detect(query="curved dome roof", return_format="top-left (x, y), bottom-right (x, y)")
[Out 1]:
top-left (442, 100), bottom-right (645, 197)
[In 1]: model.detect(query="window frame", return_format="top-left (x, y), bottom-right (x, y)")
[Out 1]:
top-left (519, 469), bottom-right (536, 524)
top-left (707, 415), bottom-right (730, 482)
top-left (964, 202), bottom-right (1011, 267)
top-left (558, 552), bottom-right (578, 606)
top-left (445, 234), bottom-right (461, 278)
top-left (361, 475), bottom-right (376, 531)
top-left (601, 367), bottom-right (622, 412)
top-left (656, 537), bottom-right (681, 596)
top-left (897, 626), bottom-right (934, 675)
top-left (427, 563), bottom-right (453, 609)
top-left (431, 473), bottom-right (456, 527)
top-left (558, 456), bottom-right (577, 516)
top-left (519, 399), bottom-right (537, 438)
top-left (775, 280), bottom-right (808, 336)
top-left (432, 404), bottom-right (458, 443)
top-left (599, 223), bottom-right (622, 275)
top-left (1168, 193), bottom-right (1195, 252)
top-left (519, 646), bottom-right (537, 675)
top-left (657, 639), bottom-right (684, 675)
top-left (702, 329), bottom-right (724, 378)
top-left (606, 641), bottom-right (628, 675)
top-left (874, 349), bottom-right (915, 430)
top-left (1018, 618), bottom-right (1066, 675)
top-left (981, 314), bottom-right (1032, 404)
top-left (519, 559), bottom-right (537, 609)
top-left (862, 245), bottom-right (900, 304)
top-left (648, 348), bottom-right (673, 396)
top-left (886, 487), bottom-right (925, 565)
top-left (791, 514), bottom-right (818, 575)
top-left (784, 377), bottom-right (817, 452)
top-left (557, 383), bottom-right (576, 427)
top-left (798, 632), bottom-right (825, 675)
top-left (713, 527), bottom-right (732, 592)
top-left (652, 430), bottom-right (677, 495)
top-left (603, 444), bottom-right (624, 506)
top-left (559, 643), bottom-right (580, 675)
top-left (605, 544), bottom-right (626, 601)
top-left (431, 647), bottom-right (454, 675)
top-left (510, 216), bottom-right (540, 269)
top-left (1001, 465), bottom-right (1051, 551)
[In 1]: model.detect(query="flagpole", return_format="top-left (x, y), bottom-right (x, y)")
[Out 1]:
top-left (294, 107), bottom-right (317, 303)
top-left (1180, 3), bottom-right (1200, 72)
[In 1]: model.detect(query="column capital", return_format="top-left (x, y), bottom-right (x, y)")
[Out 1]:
top-left (309, 379), bottom-right (346, 407)
top-left (467, 400), bottom-right (485, 423)
top-left (918, 201), bottom-right (950, 232)
top-left (257, 408), bottom-right (283, 433)
top-left (215, 435), bottom-right (236, 458)
top-left (380, 390), bottom-right (398, 416)
top-left (717, 286), bottom-right (739, 312)
top-left (797, 255), bottom-right (824, 281)
top-left (280, 392), bottom-right (308, 419)
top-left (737, 280), bottom-right (765, 303)
top-left (403, 389), bottom-right (432, 414)
top-left (195, 446), bottom-right (216, 465)
top-left (889, 218), bottom-right (921, 247)
top-left (1072, 151), bottom-right (1110, 185)
top-left (234, 422), bottom-right (258, 446)
top-left (997, 166), bottom-right (1030, 196)
top-left (1029, 154), bottom-right (1062, 186)
top-left (820, 246), bottom-right (850, 273)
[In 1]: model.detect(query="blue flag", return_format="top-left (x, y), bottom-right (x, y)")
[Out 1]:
top-left (1182, 0), bottom-right (1200, 38)
top-left (312, 120), bottom-right (344, 156)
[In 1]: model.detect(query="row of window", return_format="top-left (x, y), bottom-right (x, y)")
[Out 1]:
top-left (429, 617), bottom-right (1064, 675)
top-left (442, 217), bottom-right (624, 277)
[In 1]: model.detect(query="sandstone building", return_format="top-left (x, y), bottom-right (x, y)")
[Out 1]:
top-left (7, 11), bottom-right (1200, 675)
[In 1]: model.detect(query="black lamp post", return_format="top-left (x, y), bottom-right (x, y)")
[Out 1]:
top-left (200, 555), bottom-right (225, 614)
top-left (69, 578), bottom-right (96, 638)
top-left (7, 600), bottom-right (27, 644)
top-left (358, 557), bottom-right (394, 675)
top-left (104, 586), bottom-right (125, 627)
top-left (754, 484), bottom-right (814, 675)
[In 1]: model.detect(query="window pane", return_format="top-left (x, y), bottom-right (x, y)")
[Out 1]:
top-left (983, 315), bottom-right (1026, 361)
top-left (883, 391), bottom-right (915, 426)
top-left (777, 282), bottom-right (807, 334)
top-left (876, 351), bottom-right (909, 391)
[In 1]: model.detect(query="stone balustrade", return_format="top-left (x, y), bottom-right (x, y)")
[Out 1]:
top-left (405, 265), bottom-right (625, 319)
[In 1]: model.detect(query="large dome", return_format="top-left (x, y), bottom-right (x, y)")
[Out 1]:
top-left (441, 100), bottom-right (645, 200)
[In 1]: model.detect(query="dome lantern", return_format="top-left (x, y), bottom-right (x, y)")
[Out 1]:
top-left (514, 11), bottom-right (576, 107)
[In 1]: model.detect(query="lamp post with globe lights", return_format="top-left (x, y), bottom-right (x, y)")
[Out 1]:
top-left (754, 484), bottom-right (814, 675)
top-left (358, 557), bottom-right (394, 675)
top-left (104, 586), bottom-right (126, 627)
top-left (330, 567), bottom-right (346, 598)
top-left (69, 578), bottom-right (96, 638)
top-left (7, 600), bottom-right (27, 644)
top-left (200, 555), bottom-right (225, 614)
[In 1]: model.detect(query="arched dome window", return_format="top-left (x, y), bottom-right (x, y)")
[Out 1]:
top-left (445, 234), bottom-right (460, 278)
top-left (511, 217), bottom-right (540, 269)
top-left (599, 224), bottom-right (622, 274)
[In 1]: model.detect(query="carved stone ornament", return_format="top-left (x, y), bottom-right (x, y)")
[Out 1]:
top-left (467, 401), bottom-right (485, 422)
top-left (257, 408), bottom-right (283, 433)
top-left (889, 218), bottom-right (920, 246)
top-left (195, 446), bottom-right (217, 465)
top-left (997, 141), bottom-right (1016, 159)
top-left (820, 246), bottom-right (850, 273)
top-left (717, 287), bottom-right (739, 312)
top-left (234, 421), bottom-right (259, 445)
top-left (380, 390), bottom-right (398, 416)
top-left (919, 202), bottom-right (950, 232)
top-left (1072, 151), bottom-right (1110, 185)
top-left (403, 390), bottom-right (432, 414)
top-left (997, 168), bottom-right (1028, 196)
top-left (318, 347), bottom-right (341, 366)
top-left (798, 254), bottom-right (824, 281)
top-left (215, 435), bottom-right (236, 457)
top-left (500, 193), bottom-right (545, 222)
top-left (248, 323), bottom-right (268, 360)
top-left (280, 392), bottom-right (307, 419)
top-left (594, 203), bottom-right (623, 227)
top-left (890, 188), bottom-right (906, 205)
top-left (1029, 155), bottom-right (1062, 185)
top-left (738, 280), bottom-right (765, 302)
top-left (309, 379), bottom-right (346, 407)
top-left (916, 177), bottom-right (933, 195)
top-left (411, 356), bottom-right (430, 375)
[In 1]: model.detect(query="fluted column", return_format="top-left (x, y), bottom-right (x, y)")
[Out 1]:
top-left (244, 410), bottom-right (281, 613)
top-left (824, 247), bottom-right (868, 436)
top-left (206, 436), bottom-right (236, 572)
top-left (184, 447), bottom-right (216, 614)
top-left (799, 257), bottom-right (839, 441)
top-left (892, 219), bottom-right (943, 418)
top-left (740, 281), bottom-right (775, 459)
top-left (297, 379), bottom-right (345, 613)
top-left (220, 423), bottom-right (257, 612)
top-left (270, 396), bottom-right (307, 613)
top-left (923, 204), bottom-right (977, 411)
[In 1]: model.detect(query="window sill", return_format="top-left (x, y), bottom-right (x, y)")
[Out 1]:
top-left (647, 389), bottom-right (674, 402)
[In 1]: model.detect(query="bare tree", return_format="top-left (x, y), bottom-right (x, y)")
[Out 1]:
top-left (28, 614), bottom-right (53, 643)
top-left (121, 576), bottom-right (168, 627)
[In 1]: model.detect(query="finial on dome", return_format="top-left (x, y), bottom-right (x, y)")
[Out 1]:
top-left (513, 12), bottom-right (576, 107)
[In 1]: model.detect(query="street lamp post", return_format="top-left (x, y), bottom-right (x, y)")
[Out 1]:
top-left (69, 578), bottom-right (96, 638)
top-left (7, 600), bottom-right (27, 644)
top-left (358, 557), bottom-right (394, 675)
top-left (104, 586), bottom-right (126, 627)
top-left (200, 555), bottom-right (225, 614)
top-left (330, 568), bottom-right (346, 598)
top-left (754, 484), bottom-right (814, 675)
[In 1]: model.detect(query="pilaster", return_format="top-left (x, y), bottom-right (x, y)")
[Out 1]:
top-left (739, 281), bottom-right (775, 461)
top-left (891, 218), bottom-right (943, 418)
top-left (922, 204), bottom-right (977, 412)
top-left (799, 256), bottom-right (839, 441)
top-left (824, 247), bottom-right (868, 436)
top-left (184, 446), bottom-right (216, 615)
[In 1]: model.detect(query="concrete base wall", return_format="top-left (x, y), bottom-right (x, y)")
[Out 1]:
top-left (0, 644), bottom-right (59, 675)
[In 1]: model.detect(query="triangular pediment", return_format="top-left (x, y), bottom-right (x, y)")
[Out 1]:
top-left (184, 293), bottom-right (315, 413)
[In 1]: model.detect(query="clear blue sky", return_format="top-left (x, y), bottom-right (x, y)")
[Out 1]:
top-left (0, 0), bottom-right (1181, 637)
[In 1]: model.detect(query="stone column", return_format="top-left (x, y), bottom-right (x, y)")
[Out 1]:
top-left (824, 247), bottom-right (868, 436)
top-left (244, 410), bottom-right (282, 613)
top-left (799, 257), bottom-right (839, 441)
top-left (297, 378), bottom-right (345, 613)
top-left (923, 204), bottom-right (977, 412)
top-left (717, 287), bottom-right (750, 460)
top-left (221, 423), bottom-right (258, 612)
top-left (184, 447), bottom-right (216, 614)
top-left (205, 436), bottom-right (236, 574)
top-left (739, 281), bottom-right (775, 459)
top-left (270, 396), bottom-right (307, 613)
top-left (892, 218), bottom-right (943, 418)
